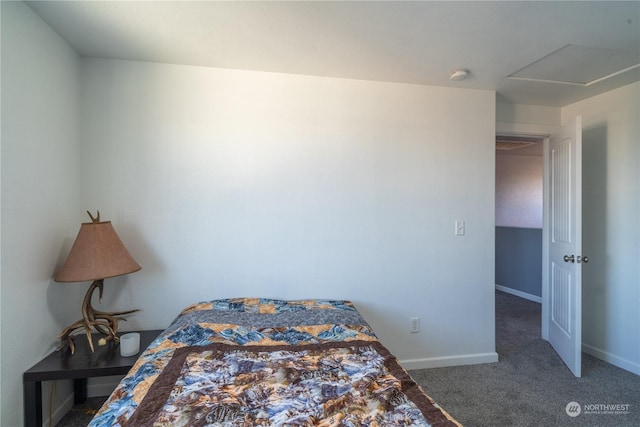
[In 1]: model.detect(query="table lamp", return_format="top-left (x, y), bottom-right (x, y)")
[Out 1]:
top-left (54, 211), bottom-right (141, 354)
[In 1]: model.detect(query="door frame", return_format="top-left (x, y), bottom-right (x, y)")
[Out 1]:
top-left (541, 134), bottom-right (550, 340)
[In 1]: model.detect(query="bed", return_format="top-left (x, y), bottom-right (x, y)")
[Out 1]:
top-left (89, 298), bottom-right (460, 426)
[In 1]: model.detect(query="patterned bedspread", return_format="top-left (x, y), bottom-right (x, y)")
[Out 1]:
top-left (89, 298), bottom-right (460, 427)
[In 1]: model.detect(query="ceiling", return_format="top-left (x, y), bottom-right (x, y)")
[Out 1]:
top-left (26, 1), bottom-right (640, 107)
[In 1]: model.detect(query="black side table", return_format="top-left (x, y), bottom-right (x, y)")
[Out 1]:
top-left (23, 329), bottom-right (162, 427)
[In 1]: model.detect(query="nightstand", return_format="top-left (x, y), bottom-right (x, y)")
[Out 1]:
top-left (23, 329), bottom-right (162, 427)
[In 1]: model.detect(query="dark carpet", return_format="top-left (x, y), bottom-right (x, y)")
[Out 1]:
top-left (55, 396), bottom-right (106, 427)
top-left (56, 291), bottom-right (639, 426)
top-left (409, 291), bottom-right (640, 426)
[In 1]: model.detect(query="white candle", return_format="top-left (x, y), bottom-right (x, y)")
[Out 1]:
top-left (120, 332), bottom-right (140, 357)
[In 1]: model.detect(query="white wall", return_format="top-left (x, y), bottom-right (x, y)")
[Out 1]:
top-left (496, 103), bottom-right (560, 128)
top-left (562, 82), bottom-right (640, 375)
top-left (1, 2), bottom-right (82, 425)
top-left (80, 58), bottom-right (498, 369)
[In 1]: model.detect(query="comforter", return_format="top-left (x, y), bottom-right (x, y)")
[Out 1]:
top-left (89, 298), bottom-right (460, 427)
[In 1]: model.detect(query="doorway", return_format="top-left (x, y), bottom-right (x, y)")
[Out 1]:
top-left (495, 135), bottom-right (544, 303)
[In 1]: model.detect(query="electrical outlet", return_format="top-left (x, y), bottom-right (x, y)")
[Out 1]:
top-left (410, 317), bottom-right (420, 333)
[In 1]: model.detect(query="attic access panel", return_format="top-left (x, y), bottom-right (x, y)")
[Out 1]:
top-left (496, 135), bottom-right (543, 156)
top-left (496, 135), bottom-right (539, 149)
top-left (508, 44), bottom-right (640, 86)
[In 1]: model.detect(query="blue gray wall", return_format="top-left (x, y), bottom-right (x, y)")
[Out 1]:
top-left (495, 226), bottom-right (542, 297)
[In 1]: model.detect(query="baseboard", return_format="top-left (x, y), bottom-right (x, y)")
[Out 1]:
top-left (43, 390), bottom-right (74, 427)
top-left (495, 284), bottom-right (542, 303)
top-left (400, 352), bottom-right (499, 371)
top-left (582, 343), bottom-right (640, 376)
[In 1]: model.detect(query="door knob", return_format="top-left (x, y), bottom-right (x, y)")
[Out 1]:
top-left (563, 255), bottom-right (575, 263)
top-left (577, 255), bottom-right (589, 263)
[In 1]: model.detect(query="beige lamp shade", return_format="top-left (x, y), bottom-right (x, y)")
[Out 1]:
top-left (55, 221), bottom-right (141, 282)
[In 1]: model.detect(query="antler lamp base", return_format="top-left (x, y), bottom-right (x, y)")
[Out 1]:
top-left (58, 279), bottom-right (139, 354)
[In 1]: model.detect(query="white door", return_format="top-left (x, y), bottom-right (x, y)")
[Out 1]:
top-left (546, 116), bottom-right (583, 377)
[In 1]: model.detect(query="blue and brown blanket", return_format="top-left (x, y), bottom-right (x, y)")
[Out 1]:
top-left (89, 298), bottom-right (460, 427)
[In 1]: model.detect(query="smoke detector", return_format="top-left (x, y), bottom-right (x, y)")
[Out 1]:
top-left (450, 69), bottom-right (468, 81)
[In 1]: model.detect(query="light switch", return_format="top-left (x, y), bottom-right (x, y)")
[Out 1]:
top-left (455, 220), bottom-right (465, 236)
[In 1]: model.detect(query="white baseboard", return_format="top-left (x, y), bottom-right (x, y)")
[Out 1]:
top-left (582, 343), bottom-right (640, 376)
top-left (400, 352), bottom-right (499, 371)
top-left (495, 284), bottom-right (542, 303)
top-left (43, 390), bottom-right (74, 427)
